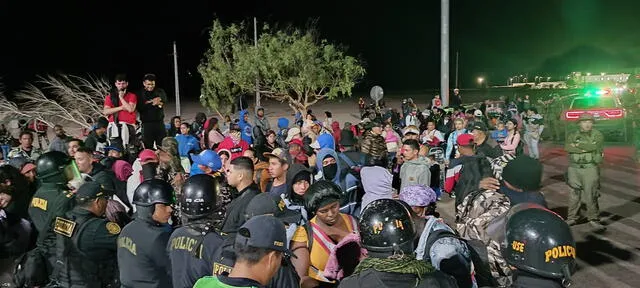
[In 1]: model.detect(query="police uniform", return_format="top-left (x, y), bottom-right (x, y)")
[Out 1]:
top-left (168, 173), bottom-right (226, 288)
top-left (117, 179), bottom-right (174, 288)
top-left (168, 221), bottom-right (224, 287)
top-left (503, 204), bottom-right (576, 288)
top-left (27, 151), bottom-right (75, 277)
top-left (564, 113), bottom-right (604, 225)
top-left (53, 182), bottom-right (120, 288)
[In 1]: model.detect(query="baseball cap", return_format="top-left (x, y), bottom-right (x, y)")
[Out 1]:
top-left (104, 140), bottom-right (124, 153)
top-left (139, 149), bottom-right (158, 162)
top-left (403, 125), bottom-right (420, 136)
top-left (285, 127), bottom-right (301, 142)
top-left (288, 138), bottom-right (303, 148)
top-left (263, 148), bottom-right (290, 164)
top-left (8, 156), bottom-right (36, 174)
top-left (236, 215), bottom-right (294, 257)
top-left (471, 121), bottom-right (488, 132)
top-left (75, 181), bottom-right (112, 201)
top-left (456, 134), bottom-right (475, 146)
top-left (191, 150), bottom-right (222, 171)
top-left (245, 193), bottom-right (302, 224)
top-left (474, 110), bottom-right (483, 117)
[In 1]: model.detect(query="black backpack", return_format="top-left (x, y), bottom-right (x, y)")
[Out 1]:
top-left (423, 229), bottom-right (499, 288)
top-left (453, 156), bottom-right (492, 208)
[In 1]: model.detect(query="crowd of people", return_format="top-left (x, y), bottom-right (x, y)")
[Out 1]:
top-left (0, 74), bottom-right (602, 288)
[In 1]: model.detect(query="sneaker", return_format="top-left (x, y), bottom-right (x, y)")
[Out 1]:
top-left (589, 220), bottom-right (607, 231)
top-left (566, 219), bottom-right (578, 226)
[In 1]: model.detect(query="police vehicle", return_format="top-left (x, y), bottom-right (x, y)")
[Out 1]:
top-left (562, 88), bottom-right (630, 141)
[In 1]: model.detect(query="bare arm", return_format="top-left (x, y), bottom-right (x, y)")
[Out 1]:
top-left (119, 94), bottom-right (136, 113)
top-left (291, 241), bottom-right (310, 279)
top-left (103, 105), bottom-right (123, 116)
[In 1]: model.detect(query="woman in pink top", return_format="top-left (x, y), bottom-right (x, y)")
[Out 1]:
top-left (382, 123), bottom-right (402, 160)
top-left (500, 119), bottom-right (521, 155)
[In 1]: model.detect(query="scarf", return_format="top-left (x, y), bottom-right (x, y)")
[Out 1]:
top-left (354, 255), bottom-right (434, 279)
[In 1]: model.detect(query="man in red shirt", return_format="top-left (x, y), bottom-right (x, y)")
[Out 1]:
top-left (103, 74), bottom-right (138, 148)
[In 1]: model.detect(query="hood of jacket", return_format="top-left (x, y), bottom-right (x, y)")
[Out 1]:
top-left (315, 148), bottom-right (358, 192)
top-left (316, 133), bottom-right (335, 150)
top-left (286, 163), bottom-right (310, 203)
top-left (239, 110), bottom-right (249, 126)
top-left (277, 117), bottom-right (289, 129)
top-left (360, 166), bottom-right (393, 210)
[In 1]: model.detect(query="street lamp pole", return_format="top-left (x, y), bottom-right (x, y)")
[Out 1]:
top-left (441, 0), bottom-right (450, 107)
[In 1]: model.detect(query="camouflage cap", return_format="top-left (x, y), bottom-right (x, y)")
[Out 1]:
top-left (578, 113), bottom-right (594, 122)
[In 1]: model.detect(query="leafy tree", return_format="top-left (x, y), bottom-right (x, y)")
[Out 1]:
top-left (198, 20), bottom-right (365, 115)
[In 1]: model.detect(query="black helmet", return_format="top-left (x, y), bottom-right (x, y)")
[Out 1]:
top-left (359, 199), bottom-right (416, 255)
top-left (36, 151), bottom-right (71, 181)
top-left (304, 180), bottom-right (342, 216)
top-left (181, 174), bottom-right (219, 219)
top-left (133, 179), bottom-right (175, 207)
top-left (503, 203), bottom-right (575, 285)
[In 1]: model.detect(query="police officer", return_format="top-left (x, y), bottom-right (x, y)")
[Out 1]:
top-left (27, 151), bottom-right (76, 281)
top-left (564, 113), bottom-right (605, 230)
top-left (53, 181), bottom-right (120, 287)
top-left (168, 174), bottom-right (224, 288)
top-left (117, 179), bottom-right (174, 288)
top-left (503, 203), bottom-right (576, 287)
top-left (338, 199), bottom-right (458, 288)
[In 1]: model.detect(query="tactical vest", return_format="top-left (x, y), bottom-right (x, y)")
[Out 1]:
top-left (54, 214), bottom-right (118, 288)
top-left (569, 133), bottom-right (603, 165)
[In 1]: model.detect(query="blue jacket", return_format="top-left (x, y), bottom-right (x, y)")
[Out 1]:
top-left (316, 148), bottom-right (360, 215)
top-left (175, 134), bottom-right (200, 157)
top-left (238, 110), bottom-right (253, 145)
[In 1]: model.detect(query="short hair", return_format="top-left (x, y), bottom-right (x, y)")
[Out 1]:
top-left (230, 156), bottom-right (254, 173)
top-left (453, 118), bottom-right (465, 125)
top-left (19, 131), bottom-right (33, 139)
top-left (54, 124), bottom-right (63, 129)
top-left (244, 148), bottom-right (256, 157)
top-left (466, 109), bottom-right (475, 114)
top-left (180, 122), bottom-right (190, 128)
top-left (75, 146), bottom-right (94, 156)
top-left (403, 139), bottom-right (420, 151)
top-left (234, 238), bottom-right (273, 265)
top-left (265, 130), bottom-right (276, 137)
top-left (143, 73), bottom-right (157, 81)
top-left (68, 138), bottom-right (84, 146)
top-left (115, 74), bottom-right (128, 82)
top-left (325, 111), bottom-right (332, 118)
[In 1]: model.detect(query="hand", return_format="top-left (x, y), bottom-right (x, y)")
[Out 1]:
top-left (152, 97), bottom-right (162, 106)
top-left (479, 177), bottom-right (500, 190)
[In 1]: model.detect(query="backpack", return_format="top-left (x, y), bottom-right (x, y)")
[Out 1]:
top-left (455, 189), bottom-right (512, 287)
top-left (453, 156), bottom-right (492, 208)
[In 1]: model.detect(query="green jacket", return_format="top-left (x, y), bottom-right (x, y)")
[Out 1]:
top-left (564, 129), bottom-right (604, 165)
top-left (28, 182), bottom-right (76, 251)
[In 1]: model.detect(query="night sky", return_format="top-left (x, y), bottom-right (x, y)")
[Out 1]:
top-left (1, 0), bottom-right (638, 97)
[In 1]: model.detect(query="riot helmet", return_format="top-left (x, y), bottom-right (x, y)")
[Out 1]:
top-left (181, 174), bottom-right (219, 219)
top-left (502, 203), bottom-right (576, 286)
top-left (36, 151), bottom-right (72, 183)
top-left (133, 179), bottom-right (175, 207)
top-left (359, 199), bottom-right (416, 256)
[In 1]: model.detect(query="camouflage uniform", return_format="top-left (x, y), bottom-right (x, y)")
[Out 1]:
top-left (360, 131), bottom-right (387, 159)
top-left (546, 99), bottom-right (563, 141)
top-left (565, 114), bottom-right (604, 223)
top-left (456, 189), bottom-right (512, 287)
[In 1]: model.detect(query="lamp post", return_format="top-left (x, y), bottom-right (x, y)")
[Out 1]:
top-left (477, 77), bottom-right (484, 87)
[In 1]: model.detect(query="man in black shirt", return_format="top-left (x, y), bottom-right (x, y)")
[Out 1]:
top-left (221, 157), bottom-right (260, 235)
top-left (137, 74), bottom-right (167, 149)
top-left (471, 122), bottom-right (503, 159)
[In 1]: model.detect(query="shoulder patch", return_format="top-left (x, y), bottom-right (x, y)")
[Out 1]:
top-left (106, 222), bottom-right (121, 235)
top-left (54, 217), bottom-right (76, 237)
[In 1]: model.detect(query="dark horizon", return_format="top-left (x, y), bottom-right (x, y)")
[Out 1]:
top-left (1, 0), bottom-right (638, 98)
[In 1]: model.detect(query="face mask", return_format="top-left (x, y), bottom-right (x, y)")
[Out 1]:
top-left (323, 163), bottom-right (338, 180)
top-left (141, 163), bottom-right (158, 181)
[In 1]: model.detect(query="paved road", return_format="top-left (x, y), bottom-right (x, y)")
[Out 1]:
top-left (438, 143), bottom-right (640, 287)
